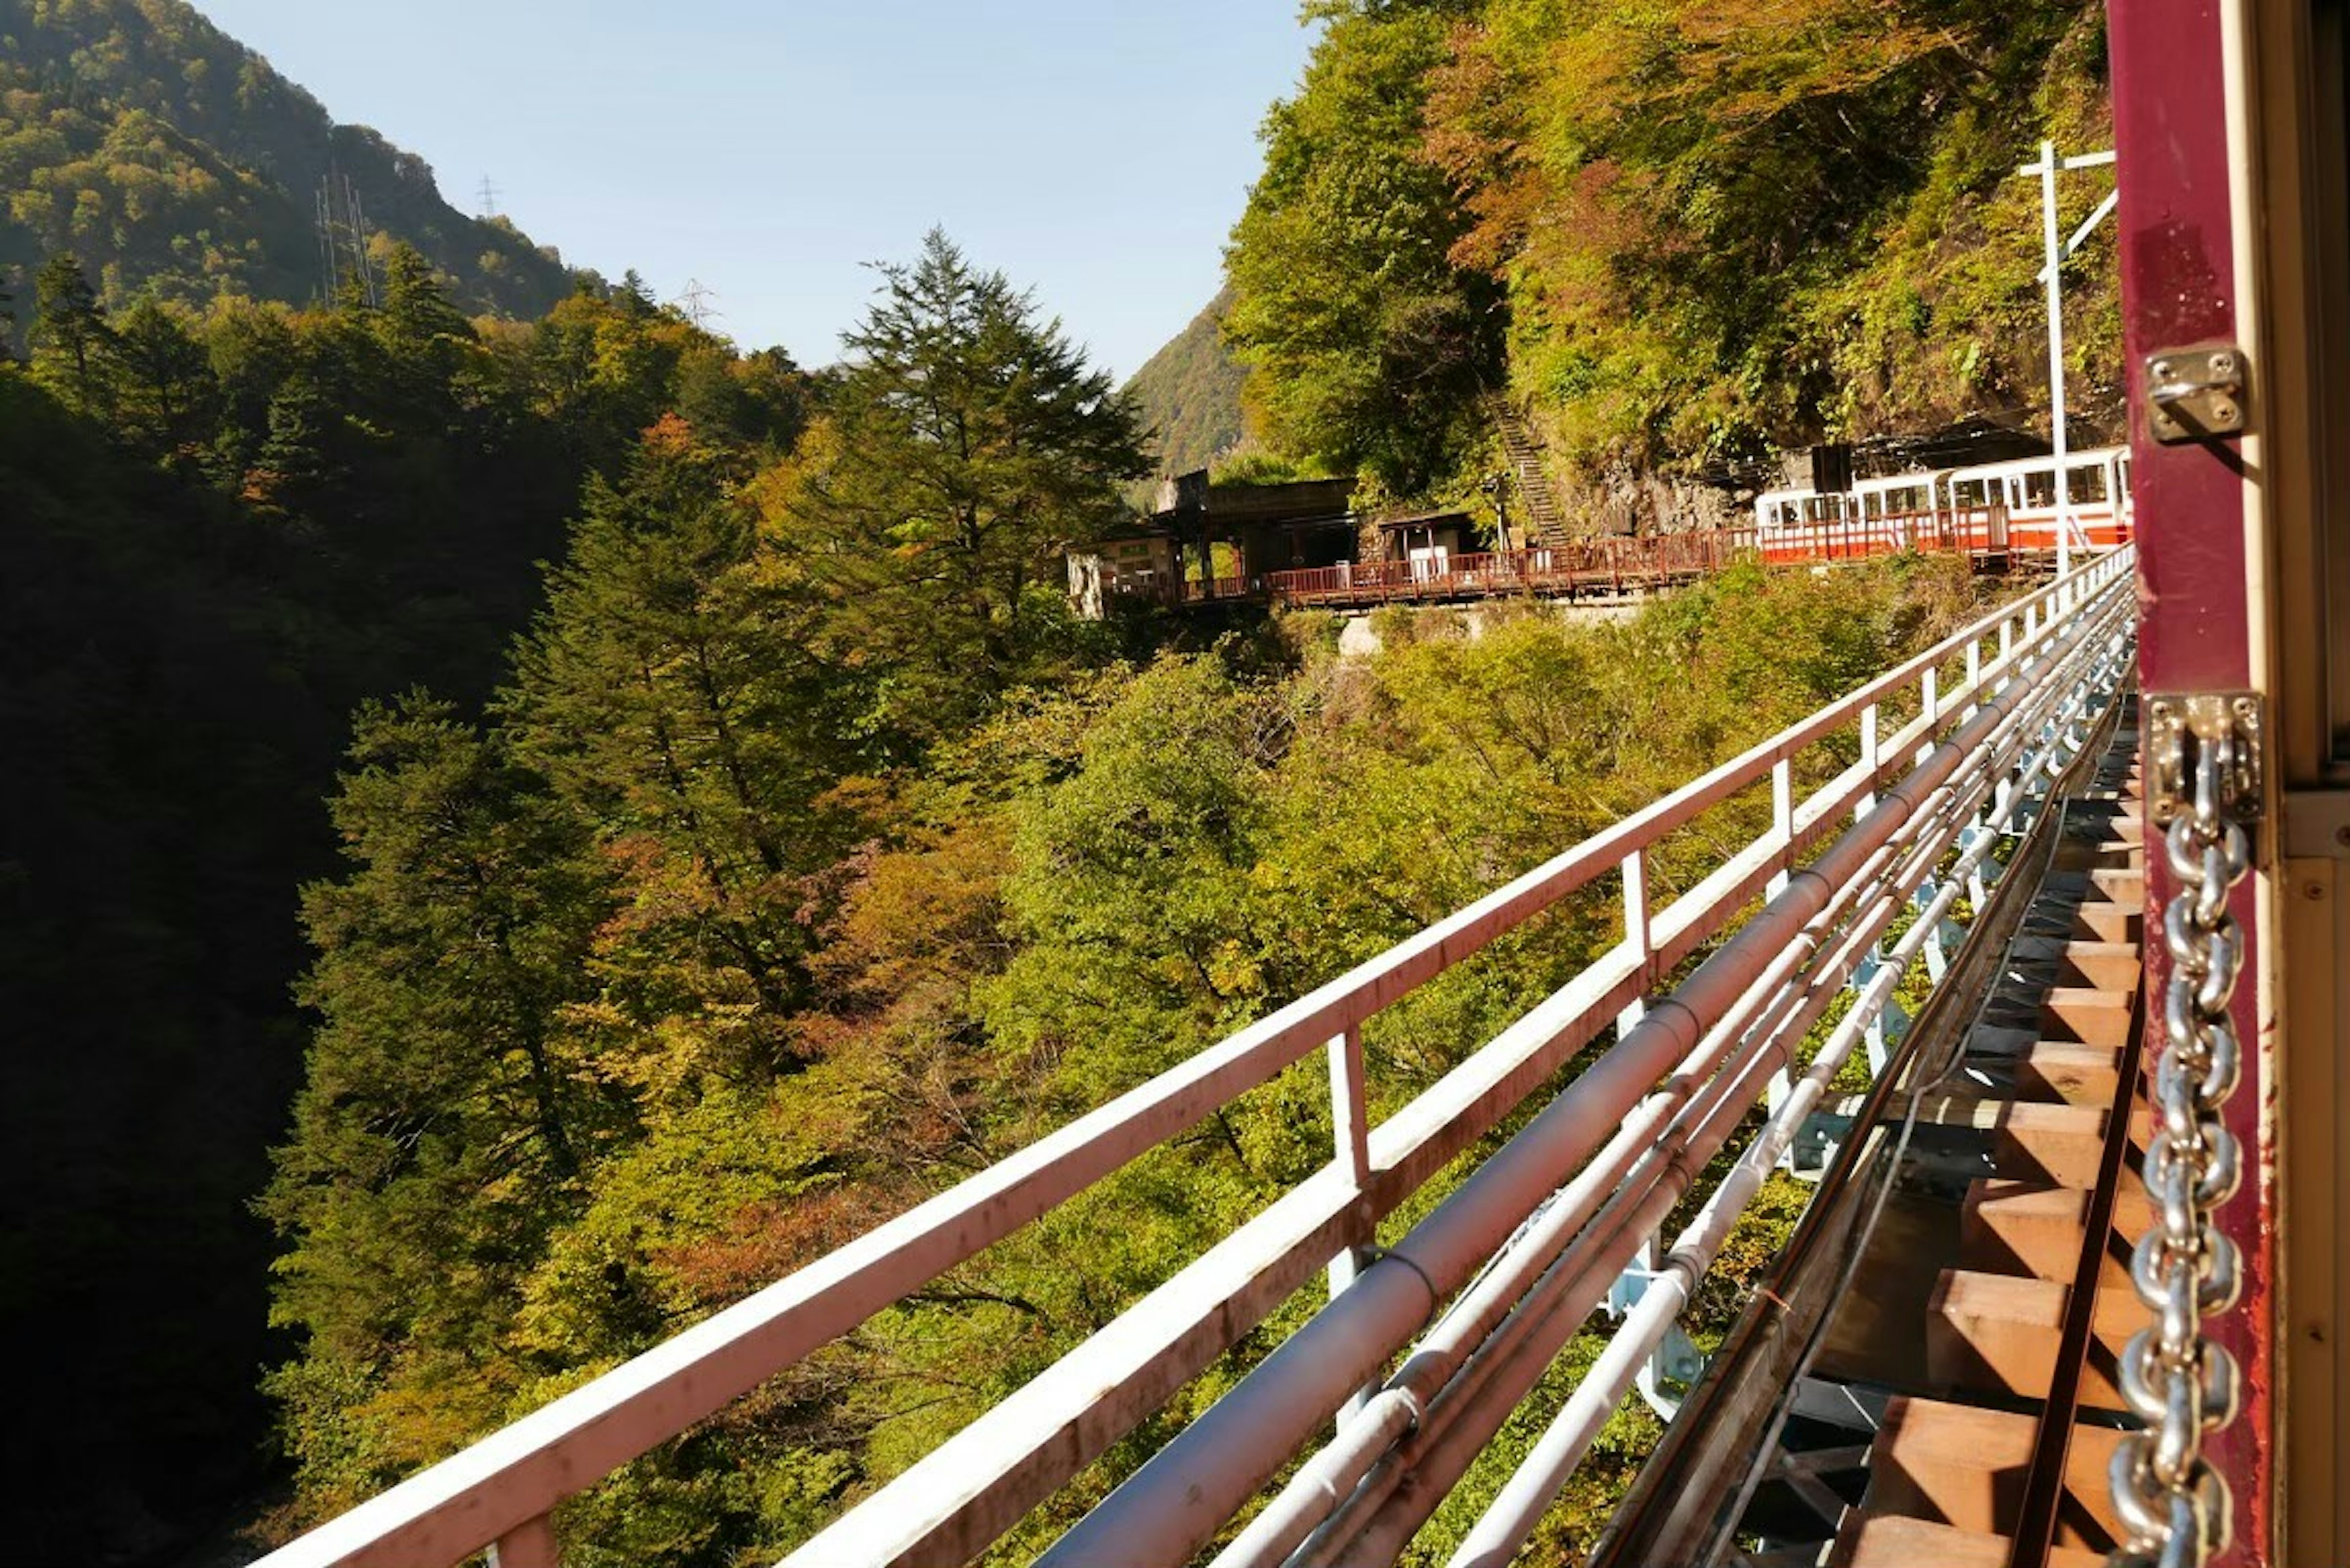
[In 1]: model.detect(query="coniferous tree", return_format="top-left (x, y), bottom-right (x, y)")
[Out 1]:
top-left (509, 415), bottom-right (854, 1078)
top-left (108, 296), bottom-right (215, 457)
top-left (783, 230), bottom-right (1149, 753)
top-left (31, 253), bottom-right (114, 411)
top-left (261, 697), bottom-right (614, 1509)
top-left (377, 244), bottom-right (479, 406)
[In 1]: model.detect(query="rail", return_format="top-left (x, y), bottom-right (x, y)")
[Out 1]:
top-left (1756, 505), bottom-right (2012, 562)
top-left (1264, 531), bottom-right (1755, 608)
top-left (258, 548), bottom-right (2137, 1568)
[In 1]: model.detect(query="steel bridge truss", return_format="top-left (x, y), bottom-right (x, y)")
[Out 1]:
top-left (261, 550), bottom-right (2140, 1568)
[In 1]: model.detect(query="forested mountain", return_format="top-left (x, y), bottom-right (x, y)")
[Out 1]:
top-left (1225, 0), bottom-right (2119, 507)
top-left (0, 243), bottom-right (807, 1564)
top-left (1124, 289), bottom-right (1247, 478)
top-left (0, 0), bottom-right (574, 331)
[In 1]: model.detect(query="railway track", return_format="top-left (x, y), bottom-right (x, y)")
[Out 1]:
top-left (1594, 695), bottom-right (2149, 1568)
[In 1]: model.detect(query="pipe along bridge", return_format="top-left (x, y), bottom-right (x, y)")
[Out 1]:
top-left (264, 550), bottom-right (2143, 1568)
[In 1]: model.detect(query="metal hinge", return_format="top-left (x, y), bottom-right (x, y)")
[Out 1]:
top-left (2146, 344), bottom-right (2249, 443)
top-left (2147, 692), bottom-right (2264, 827)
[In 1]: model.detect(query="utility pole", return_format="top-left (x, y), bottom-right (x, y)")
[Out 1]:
top-left (2015, 141), bottom-right (2117, 578)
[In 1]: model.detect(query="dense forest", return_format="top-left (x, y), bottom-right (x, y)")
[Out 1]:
top-left (0, 0), bottom-right (575, 334)
top-left (1220, 0), bottom-right (2119, 513)
top-left (261, 469), bottom-right (1985, 1564)
top-left (1123, 288), bottom-right (1248, 480)
top-left (0, 238), bottom-right (805, 1561)
top-left (0, 0), bottom-right (2124, 1564)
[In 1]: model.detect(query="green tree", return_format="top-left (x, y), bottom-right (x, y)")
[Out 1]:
top-left (781, 230), bottom-right (1149, 752)
top-left (509, 416), bottom-right (854, 1084)
top-left (30, 252), bottom-right (114, 411)
top-left (261, 697), bottom-right (614, 1515)
top-left (376, 243), bottom-right (480, 403)
top-left (108, 296), bottom-right (216, 456)
top-left (1225, 2), bottom-right (1502, 496)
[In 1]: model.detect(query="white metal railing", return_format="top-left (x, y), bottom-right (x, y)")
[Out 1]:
top-left (258, 548), bottom-right (2138, 1568)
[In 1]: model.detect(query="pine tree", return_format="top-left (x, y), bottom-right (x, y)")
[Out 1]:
top-left (30, 253), bottom-right (114, 412)
top-left (107, 297), bottom-right (215, 457)
top-left (377, 243), bottom-right (477, 400)
top-left (783, 230), bottom-right (1149, 753)
top-left (509, 416), bottom-right (854, 1080)
top-left (261, 697), bottom-right (614, 1510)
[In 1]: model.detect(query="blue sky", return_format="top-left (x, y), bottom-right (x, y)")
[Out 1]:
top-left (192, 2), bottom-right (1321, 378)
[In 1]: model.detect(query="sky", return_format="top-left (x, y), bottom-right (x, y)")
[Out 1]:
top-left (190, 1), bottom-right (1322, 379)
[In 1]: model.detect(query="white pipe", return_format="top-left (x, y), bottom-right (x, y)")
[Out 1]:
top-left (1303, 602), bottom-right (2132, 1567)
top-left (1441, 636), bottom-right (2130, 1567)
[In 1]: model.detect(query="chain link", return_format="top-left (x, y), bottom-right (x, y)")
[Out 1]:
top-left (2110, 730), bottom-right (2252, 1568)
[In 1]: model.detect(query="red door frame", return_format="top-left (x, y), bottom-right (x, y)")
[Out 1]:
top-left (2109, 1), bottom-right (2276, 1561)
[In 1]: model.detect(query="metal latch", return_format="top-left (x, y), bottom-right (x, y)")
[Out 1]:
top-left (2147, 692), bottom-right (2264, 826)
top-left (2146, 344), bottom-right (2248, 443)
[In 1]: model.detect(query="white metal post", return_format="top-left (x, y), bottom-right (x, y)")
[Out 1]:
top-left (2037, 140), bottom-right (2071, 579)
top-left (1767, 758), bottom-right (1794, 898)
top-left (1326, 1023), bottom-right (1375, 1421)
top-left (1619, 849), bottom-right (1650, 1037)
top-left (2016, 144), bottom-right (2116, 575)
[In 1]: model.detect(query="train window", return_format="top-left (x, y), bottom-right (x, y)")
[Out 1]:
top-left (1953, 478), bottom-right (1989, 507)
top-left (2068, 466), bottom-right (2108, 504)
top-left (2021, 469), bottom-right (2057, 507)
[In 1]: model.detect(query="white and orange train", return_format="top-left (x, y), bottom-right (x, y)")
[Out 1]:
top-left (1751, 445), bottom-right (2135, 564)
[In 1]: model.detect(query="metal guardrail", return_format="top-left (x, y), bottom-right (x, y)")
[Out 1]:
top-left (258, 550), bottom-right (2138, 1568)
top-left (1264, 532), bottom-right (1755, 608)
top-left (1756, 506), bottom-right (2010, 563)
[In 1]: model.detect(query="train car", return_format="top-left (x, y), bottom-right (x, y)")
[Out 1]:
top-left (1754, 487), bottom-right (1869, 562)
top-left (1757, 448), bottom-right (2134, 563)
top-left (1939, 444), bottom-right (2136, 551)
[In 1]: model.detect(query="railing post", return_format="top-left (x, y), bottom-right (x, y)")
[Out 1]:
top-left (1327, 1024), bottom-right (1368, 1192)
top-left (490, 1517), bottom-right (560, 1568)
top-left (1965, 640), bottom-right (1981, 708)
top-left (1767, 758), bottom-right (1794, 898)
top-left (1326, 1022), bottom-right (1375, 1419)
top-left (1619, 849), bottom-right (1650, 1036)
top-left (1858, 703), bottom-right (1880, 818)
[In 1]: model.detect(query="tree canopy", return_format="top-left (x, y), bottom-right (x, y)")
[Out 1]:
top-left (1222, 0), bottom-right (2118, 503)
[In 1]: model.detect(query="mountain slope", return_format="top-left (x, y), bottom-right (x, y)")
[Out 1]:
top-left (0, 0), bottom-right (574, 319)
top-left (1222, 0), bottom-right (2119, 502)
top-left (1124, 288), bottom-right (1247, 477)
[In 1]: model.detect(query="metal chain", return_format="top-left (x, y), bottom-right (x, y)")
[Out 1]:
top-left (2110, 730), bottom-right (2252, 1568)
